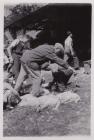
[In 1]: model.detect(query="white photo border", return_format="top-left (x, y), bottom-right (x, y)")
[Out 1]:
top-left (0, 0), bottom-right (94, 140)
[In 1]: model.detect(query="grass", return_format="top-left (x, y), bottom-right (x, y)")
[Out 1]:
top-left (3, 70), bottom-right (91, 136)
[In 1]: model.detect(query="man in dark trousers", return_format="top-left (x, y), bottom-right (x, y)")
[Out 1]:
top-left (7, 34), bottom-right (32, 81)
top-left (14, 43), bottom-right (73, 97)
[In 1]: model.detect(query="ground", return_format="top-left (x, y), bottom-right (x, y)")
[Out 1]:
top-left (3, 68), bottom-right (91, 136)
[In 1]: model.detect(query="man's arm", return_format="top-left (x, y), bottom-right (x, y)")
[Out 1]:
top-left (69, 38), bottom-right (75, 56)
top-left (7, 39), bottom-right (20, 63)
top-left (46, 51), bottom-right (69, 69)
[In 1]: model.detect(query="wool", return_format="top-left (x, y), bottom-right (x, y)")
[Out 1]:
top-left (19, 90), bottom-right (80, 111)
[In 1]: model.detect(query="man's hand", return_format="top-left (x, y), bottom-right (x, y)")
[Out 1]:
top-left (41, 62), bottom-right (50, 69)
top-left (9, 57), bottom-right (13, 64)
top-left (68, 66), bottom-right (77, 75)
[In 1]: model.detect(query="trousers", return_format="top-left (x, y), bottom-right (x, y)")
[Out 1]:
top-left (12, 53), bottom-right (21, 80)
top-left (64, 53), bottom-right (79, 69)
top-left (14, 62), bottom-right (43, 97)
top-left (48, 63), bottom-right (73, 92)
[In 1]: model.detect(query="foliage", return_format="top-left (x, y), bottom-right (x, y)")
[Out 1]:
top-left (10, 4), bottom-right (41, 16)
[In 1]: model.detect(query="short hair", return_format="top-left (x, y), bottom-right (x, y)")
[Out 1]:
top-left (54, 43), bottom-right (64, 55)
top-left (55, 43), bottom-right (63, 48)
top-left (25, 34), bottom-right (33, 41)
top-left (66, 31), bottom-right (72, 36)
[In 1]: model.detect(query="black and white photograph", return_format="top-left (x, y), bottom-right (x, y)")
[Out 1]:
top-left (3, 1), bottom-right (92, 137)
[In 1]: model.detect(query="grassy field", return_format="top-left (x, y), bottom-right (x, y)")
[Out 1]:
top-left (3, 70), bottom-right (91, 136)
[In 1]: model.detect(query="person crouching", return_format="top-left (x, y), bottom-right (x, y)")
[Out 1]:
top-left (46, 43), bottom-right (73, 92)
top-left (14, 41), bottom-right (73, 97)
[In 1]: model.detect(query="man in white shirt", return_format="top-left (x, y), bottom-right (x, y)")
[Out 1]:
top-left (7, 34), bottom-right (31, 80)
top-left (64, 31), bottom-right (79, 70)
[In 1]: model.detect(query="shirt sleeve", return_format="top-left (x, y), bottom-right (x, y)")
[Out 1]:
top-left (7, 39), bottom-right (20, 58)
top-left (8, 39), bottom-right (20, 49)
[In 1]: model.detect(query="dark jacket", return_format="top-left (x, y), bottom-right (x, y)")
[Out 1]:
top-left (21, 44), bottom-right (69, 70)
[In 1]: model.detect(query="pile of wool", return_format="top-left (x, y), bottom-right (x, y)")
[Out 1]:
top-left (4, 82), bottom-right (21, 108)
top-left (19, 90), bottom-right (80, 111)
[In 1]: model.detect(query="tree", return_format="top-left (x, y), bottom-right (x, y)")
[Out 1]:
top-left (10, 4), bottom-right (41, 16)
